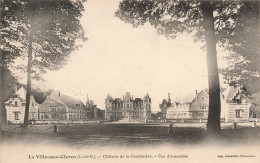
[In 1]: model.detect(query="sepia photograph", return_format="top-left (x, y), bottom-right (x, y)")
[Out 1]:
top-left (0, 0), bottom-right (259, 162)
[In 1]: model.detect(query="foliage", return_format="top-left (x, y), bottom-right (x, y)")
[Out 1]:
top-left (1, 0), bottom-right (87, 126)
top-left (1, 0), bottom-right (87, 78)
top-left (19, 84), bottom-right (47, 104)
top-left (115, 0), bottom-right (245, 41)
top-left (86, 107), bottom-right (104, 120)
top-left (220, 1), bottom-right (259, 94)
top-left (115, 1), bottom-right (259, 94)
top-left (115, 0), bottom-right (258, 134)
top-left (150, 112), bottom-right (163, 119)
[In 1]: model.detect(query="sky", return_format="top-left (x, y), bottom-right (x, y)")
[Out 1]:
top-left (14, 0), bottom-right (229, 112)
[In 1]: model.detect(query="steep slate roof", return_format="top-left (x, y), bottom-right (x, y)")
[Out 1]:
top-left (144, 94), bottom-right (151, 102)
top-left (5, 87), bottom-right (38, 105)
top-left (134, 98), bottom-right (143, 103)
top-left (223, 84), bottom-right (251, 103)
top-left (161, 99), bottom-right (168, 105)
top-left (174, 93), bottom-right (195, 103)
top-left (14, 87), bottom-right (26, 100)
top-left (125, 92), bottom-right (131, 99)
top-left (190, 89), bottom-right (209, 104)
top-left (59, 93), bottom-right (84, 106)
top-left (113, 98), bottom-right (123, 103)
top-left (226, 86), bottom-right (240, 102)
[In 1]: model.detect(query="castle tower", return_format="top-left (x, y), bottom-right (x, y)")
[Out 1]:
top-left (143, 93), bottom-right (151, 118)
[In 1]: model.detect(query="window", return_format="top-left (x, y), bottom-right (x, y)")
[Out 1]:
top-left (15, 101), bottom-right (18, 106)
top-left (236, 110), bottom-right (241, 118)
top-left (44, 114), bottom-right (49, 119)
top-left (14, 112), bottom-right (19, 120)
top-left (50, 107), bottom-right (57, 111)
top-left (200, 105), bottom-right (207, 110)
top-left (201, 96), bottom-right (205, 100)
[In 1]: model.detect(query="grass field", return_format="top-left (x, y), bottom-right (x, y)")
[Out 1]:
top-left (1, 123), bottom-right (260, 149)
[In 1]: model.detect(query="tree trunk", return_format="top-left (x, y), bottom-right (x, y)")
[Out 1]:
top-left (23, 28), bottom-right (33, 128)
top-left (0, 0), bottom-right (3, 134)
top-left (0, 45), bottom-right (3, 134)
top-left (201, 2), bottom-right (221, 136)
top-left (94, 107), bottom-right (97, 120)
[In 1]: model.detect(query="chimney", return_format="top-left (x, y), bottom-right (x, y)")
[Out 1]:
top-left (58, 91), bottom-right (61, 97)
top-left (195, 90), bottom-right (198, 100)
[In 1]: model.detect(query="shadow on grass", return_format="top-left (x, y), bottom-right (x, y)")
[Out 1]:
top-left (1, 124), bottom-right (260, 148)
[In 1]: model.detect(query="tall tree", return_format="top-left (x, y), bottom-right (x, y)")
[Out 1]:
top-left (0, 68), bottom-right (17, 124)
top-left (220, 1), bottom-right (260, 94)
top-left (201, 2), bottom-right (221, 135)
top-left (1, 0), bottom-right (86, 127)
top-left (115, 0), bottom-right (255, 135)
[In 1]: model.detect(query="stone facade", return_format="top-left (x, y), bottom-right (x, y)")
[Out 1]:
top-left (164, 84), bottom-right (251, 122)
top-left (5, 87), bottom-right (39, 124)
top-left (39, 91), bottom-right (86, 121)
top-left (189, 89), bottom-right (209, 120)
top-left (166, 102), bottom-right (191, 120)
top-left (105, 92), bottom-right (151, 121)
top-left (222, 84), bottom-right (251, 122)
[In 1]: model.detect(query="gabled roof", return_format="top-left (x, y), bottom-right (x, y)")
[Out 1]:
top-left (14, 87), bottom-right (26, 100)
top-left (175, 93), bottom-right (195, 103)
top-left (58, 93), bottom-right (84, 106)
top-left (226, 86), bottom-right (240, 102)
top-left (190, 89), bottom-right (209, 104)
top-left (45, 91), bottom-right (84, 107)
top-left (5, 87), bottom-right (38, 105)
top-left (223, 84), bottom-right (251, 103)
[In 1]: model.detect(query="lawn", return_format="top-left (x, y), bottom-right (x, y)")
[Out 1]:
top-left (1, 123), bottom-right (260, 149)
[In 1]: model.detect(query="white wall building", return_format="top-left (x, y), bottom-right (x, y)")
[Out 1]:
top-left (5, 87), bottom-right (39, 124)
